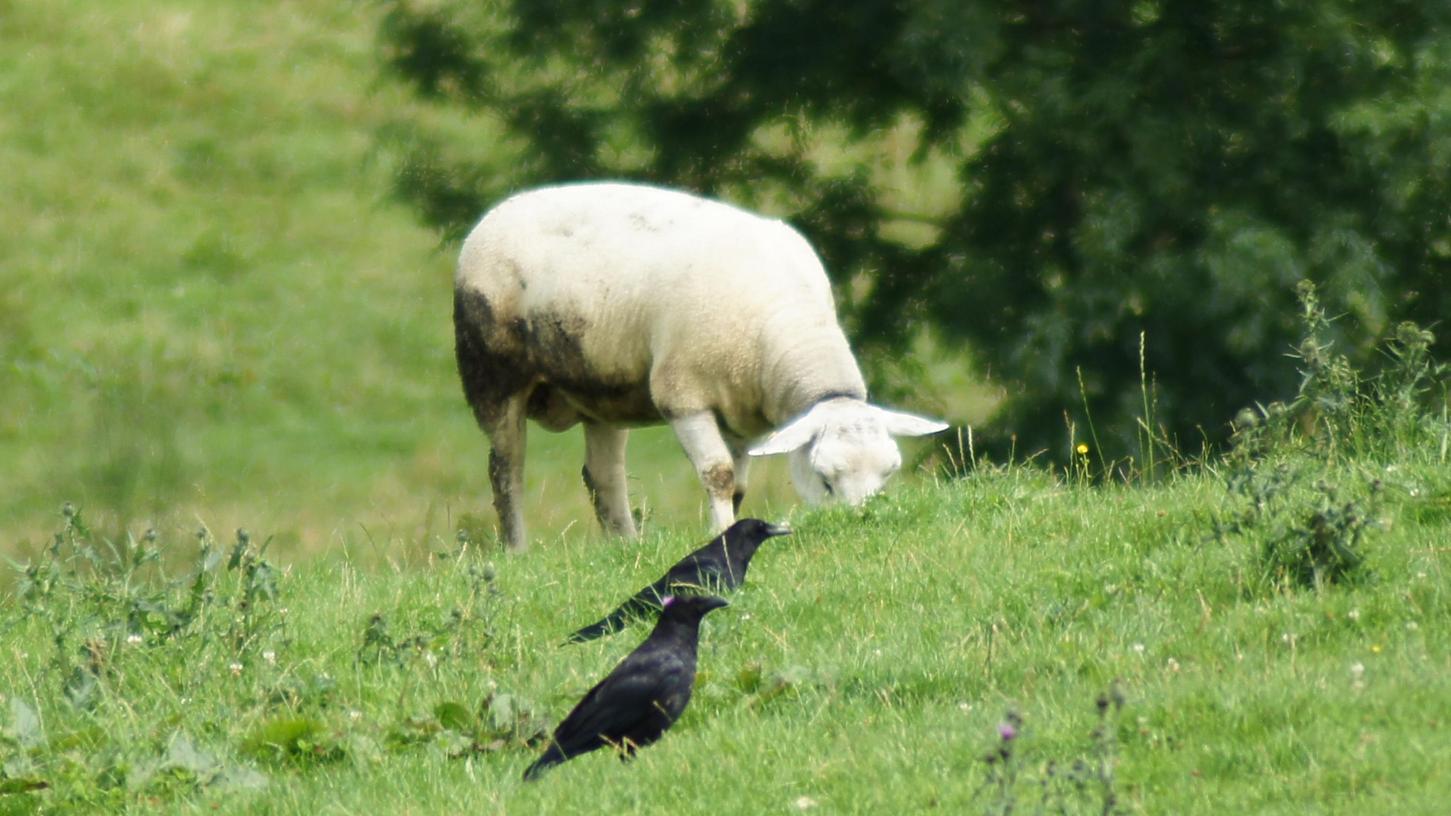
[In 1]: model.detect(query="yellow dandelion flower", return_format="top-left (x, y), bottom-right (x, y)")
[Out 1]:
top-left (1076, 443), bottom-right (1089, 455)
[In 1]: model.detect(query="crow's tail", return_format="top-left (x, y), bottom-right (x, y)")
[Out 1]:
top-left (563, 596), bottom-right (660, 644)
top-left (564, 612), bottom-right (626, 643)
top-left (523, 746), bottom-right (566, 781)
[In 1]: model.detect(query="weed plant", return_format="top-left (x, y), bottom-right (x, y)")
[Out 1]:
top-left (974, 684), bottom-right (1127, 816)
top-left (1215, 281), bottom-right (1449, 592)
top-left (0, 511), bottom-right (542, 811)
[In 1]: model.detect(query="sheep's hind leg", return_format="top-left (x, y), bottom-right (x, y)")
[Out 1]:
top-left (486, 394), bottom-right (529, 552)
top-left (668, 412), bottom-right (737, 532)
top-left (582, 422), bottom-right (637, 538)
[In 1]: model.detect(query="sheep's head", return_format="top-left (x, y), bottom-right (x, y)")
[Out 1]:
top-left (749, 399), bottom-right (947, 507)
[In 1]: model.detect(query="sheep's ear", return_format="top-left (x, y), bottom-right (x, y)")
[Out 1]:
top-left (871, 406), bottom-right (949, 438)
top-left (748, 411), bottom-right (825, 456)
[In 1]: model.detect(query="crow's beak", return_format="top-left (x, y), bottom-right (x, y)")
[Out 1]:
top-left (704, 596), bottom-right (730, 612)
top-left (764, 522), bottom-right (792, 538)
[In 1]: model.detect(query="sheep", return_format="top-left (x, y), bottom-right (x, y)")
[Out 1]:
top-left (453, 181), bottom-right (947, 551)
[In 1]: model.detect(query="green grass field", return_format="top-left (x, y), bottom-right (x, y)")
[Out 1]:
top-left (3, 2), bottom-right (1450, 813)
top-left (3, 461), bottom-right (1449, 813)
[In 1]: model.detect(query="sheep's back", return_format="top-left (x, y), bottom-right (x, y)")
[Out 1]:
top-left (455, 183), bottom-right (841, 417)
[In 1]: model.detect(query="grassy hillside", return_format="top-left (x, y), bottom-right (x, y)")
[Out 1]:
top-left (4, 4), bottom-right (1448, 813)
top-left (2, 465), bottom-right (1447, 813)
top-left (0, 0), bottom-right (851, 554)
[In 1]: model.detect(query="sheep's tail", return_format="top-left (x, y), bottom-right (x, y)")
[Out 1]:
top-left (523, 746), bottom-right (566, 781)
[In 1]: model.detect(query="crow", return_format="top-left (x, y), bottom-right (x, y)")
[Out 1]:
top-left (523, 594), bottom-right (730, 781)
top-left (565, 518), bottom-right (789, 644)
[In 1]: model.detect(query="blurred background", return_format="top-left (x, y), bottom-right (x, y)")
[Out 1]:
top-left (2, 0), bottom-right (1446, 556)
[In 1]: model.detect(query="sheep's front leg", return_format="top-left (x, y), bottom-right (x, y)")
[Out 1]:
top-left (669, 412), bottom-right (737, 531)
top-left (486, 394), bottom-right (529, 552)
top-left (582, 422), bottom-right (638, 538)
top-left (727, 436), bottom-right (751, 515)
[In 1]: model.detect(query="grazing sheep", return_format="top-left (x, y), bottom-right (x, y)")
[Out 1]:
top-left (453, 182), bottom-right (946, 551)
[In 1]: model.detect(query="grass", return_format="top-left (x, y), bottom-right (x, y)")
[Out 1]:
top-left (0, 0), bottom-right (452, 543)
top-left (3, 463), bottom-right (1448, 814)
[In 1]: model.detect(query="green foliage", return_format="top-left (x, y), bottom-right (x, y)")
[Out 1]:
top-left (1230, 281), bottom-right (1449, 462)
top-left (355, 558), bottom-right (499, 667)
top-left (377, 0), bottom-right (1451, 457)
top-left (1213, 282), bottom-right (1450, 591)
top-left (0, 509), bottom-right (544, 810)
top-left (1218, 463), bottom-right (1381, 590)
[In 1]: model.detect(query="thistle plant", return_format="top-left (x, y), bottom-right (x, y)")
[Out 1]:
top-left (972, 685), bottom-right (1125, 815)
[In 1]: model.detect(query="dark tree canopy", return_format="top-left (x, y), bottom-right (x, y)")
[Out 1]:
top-left (377, 0), bottom-right (1450, 459)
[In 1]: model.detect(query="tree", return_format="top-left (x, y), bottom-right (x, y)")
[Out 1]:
top-left (376, 0), bottom-right (1450, 460)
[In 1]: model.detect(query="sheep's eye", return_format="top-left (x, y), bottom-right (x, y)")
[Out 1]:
top-left (822, 480), bottom-right (835, 496)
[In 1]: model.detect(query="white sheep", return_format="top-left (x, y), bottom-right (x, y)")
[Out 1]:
top-left (453, 181), bottom-right (947, 551)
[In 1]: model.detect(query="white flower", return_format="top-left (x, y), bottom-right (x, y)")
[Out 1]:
top-left (229, 662), bottom-right (244, 676)
top-left (1132, 642), bottom-right (1146, 655)
top-left (1347, 608), bottom-right (1361, 622)
top-left (126, 633), bottom-right (143, 645)
top-left (1350, 662), bottom-right (1365, 679)
top-left (1165, 658), bottom-right (1180, 673)
top-left (794, 796), bottom-right (818, 811)
top-left (262, 650), bottom-right (277, 665)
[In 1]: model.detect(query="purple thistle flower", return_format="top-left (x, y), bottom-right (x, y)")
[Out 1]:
top-left (997, 721), bottom-right (1018, 742)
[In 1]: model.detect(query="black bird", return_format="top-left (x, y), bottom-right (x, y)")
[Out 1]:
top-left (523, 594), bottom-right (730, 781)
top-left (565, 518), bottom-right (789, 644)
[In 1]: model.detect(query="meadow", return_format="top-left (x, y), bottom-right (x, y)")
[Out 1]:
top-left (3, 1), bottom-right (1450, 813)
top-left (0, 0), bottom-right (819, 556)
top-left (3, 440), bottom-right (1449, 813)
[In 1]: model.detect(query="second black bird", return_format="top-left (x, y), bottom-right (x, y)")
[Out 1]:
top-left (565, 518), bottom-right (790, 643)
top-left (523, 594), bottom-right (730, 781)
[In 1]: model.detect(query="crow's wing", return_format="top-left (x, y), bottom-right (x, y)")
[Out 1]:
top-left (550, 647), bottom-right (691, 752)
top-left (664, 548), bottom-right (732, 591)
